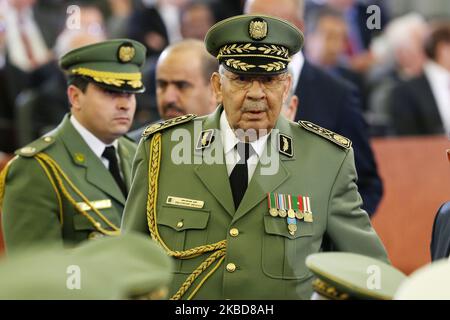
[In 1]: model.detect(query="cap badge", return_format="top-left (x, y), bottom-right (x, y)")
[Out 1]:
top-left (249, 18), bottom-right (268, 40)
top-left (118, 44), bottom-right (135, 63)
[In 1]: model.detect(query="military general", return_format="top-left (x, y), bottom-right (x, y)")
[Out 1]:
top-left (0, 39), bottom-right (146, 253)
top-left (122, 15), bottom-right (388, 300)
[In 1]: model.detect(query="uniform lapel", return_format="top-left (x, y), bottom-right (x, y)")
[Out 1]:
top-left (118, 139), bottom-right (133, 192)
top-left (59, 115), bottom-right (126, 205)
top-left (194, 107), bottom-right (235, 217)
top-left (233, 116), bottom-right (294, 223)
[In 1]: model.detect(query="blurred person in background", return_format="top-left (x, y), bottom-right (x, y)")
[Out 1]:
top-left (180, 1), bottom-right (215, 40)
top-left (1, 0), bottom-right (52, 152)
top-left (387, 21), bottom-right (450, 136)
top-left (106, 0), bottom-right (135, 38)
top-left (305, 6), bottom-right (367, 110)
top-left (306, 0), bottom-right (389, 74)
top-left (127, 0), bottom-right (191, 59)
top-left (366, 13), bottom-right (428, 136)
top-left (15, 2), bottom-right (106, 145)
top-left (155, 39), bottom-right (217, 120)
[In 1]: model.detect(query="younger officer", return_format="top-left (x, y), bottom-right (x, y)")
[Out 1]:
top-left (122, 15), bottom-right (388, 299)
top-left (0, 39), bottom-right (146, 253)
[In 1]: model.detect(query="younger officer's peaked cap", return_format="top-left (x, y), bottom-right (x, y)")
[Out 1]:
top-left (60, 39), bottom-right (147, 93)
top-left (204, 14), bottom-right (304, 75)
top-left (306, 252), bottom-right (407, 300)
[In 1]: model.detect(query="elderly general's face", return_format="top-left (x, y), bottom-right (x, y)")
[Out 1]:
top-left (212, 67), bottom-right (291, 134)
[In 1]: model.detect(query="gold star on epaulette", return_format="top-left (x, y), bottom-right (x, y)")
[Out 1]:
top-left (298, 121), bottom-right (352, 149)
top-left (142, 114), bottom-right (197, 138)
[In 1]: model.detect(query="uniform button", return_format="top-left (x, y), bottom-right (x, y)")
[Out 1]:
top-left (229, 228), bottom-right (239, 237)
top-left (176, 221), bottom-right (184, 228)
top-left (226, 263), bottom-right (236, 273)
top-left (43, 136), bottom-right (53, 143)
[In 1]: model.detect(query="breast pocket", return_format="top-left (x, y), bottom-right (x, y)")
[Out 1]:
top-left (72, 214), bottom-right (98, 242)
top-left (262, 215), bottom-right (314, 280)
top-left (157, 204), bottom-right (210, 274)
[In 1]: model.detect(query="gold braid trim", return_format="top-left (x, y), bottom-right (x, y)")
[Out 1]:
top-left (35, 157), bottom-right (64, 225)
top-left (173, 249), bottom-right (226, 300)
top-left (312, 278), bottom-right (350, 300)
top-left (35, 153), bottom-right (120, 236)
top-left (71, 68), bottom-right (143, 88)
top-left (0, 156), bottom-right (17, 209)
top-left (217, 43), bottom-right (290, 60)
top-left (146, 133), bottom-right (227, 300)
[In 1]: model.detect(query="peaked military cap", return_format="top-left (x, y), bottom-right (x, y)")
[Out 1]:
top-left (205, 14), bottom-right (304, 75)
top-left (72, 232), bottom-right (173, 299)
top-left (395, 260), bottom-right (450, 300)
top-left (0, 233), bottom-right (173, 300)
top-left (306, 252), bottom-right (407, 300)
top-left (60, 39), bottom-right (146, 93)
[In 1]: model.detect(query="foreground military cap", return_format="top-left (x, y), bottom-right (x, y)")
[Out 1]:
top-left (0, 247), bottom-right (120, 299)
top-left (306, 252), bottom-right (406, 300)
top-left (395, 259), bottom-right (450, 299)
top-left (0, 233), bottom-right (173, 299)
top-left (205, 14), bottom-right (304, 75)
top-left (72, 233), bottom-right (173, 299)
top-left (60, 39), bottom-right (146, 93)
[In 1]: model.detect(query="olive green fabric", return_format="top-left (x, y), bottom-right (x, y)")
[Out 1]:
top-left (72, 233), bottom-right (173, 299)
top-left (60, 39), bottom-right (146, 93)
top-left (122, 106), bottom-right (388, 300)
top-left (306, 252), bottom-right (406, 300)
top-left (205, 14), bottom-right (303, 75)
top-left (0, 233), bottom-right (173, 300)
top-left (1, 114), bottom-right (137, 253)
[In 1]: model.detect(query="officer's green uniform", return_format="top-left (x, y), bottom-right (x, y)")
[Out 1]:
top-left (0, 232), bottom-right (173, 299)
top-left (122, 15), bottom-right (388, 300)
top-left (306, 252), bottom-right (406, 300)
top-left (0, 39), bottom-right (146, 253)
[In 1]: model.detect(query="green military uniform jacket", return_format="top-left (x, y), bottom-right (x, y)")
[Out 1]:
top-left (1, 114), bottom-right (136, 253)
top-left (122, 107), bottom-right (388, 300)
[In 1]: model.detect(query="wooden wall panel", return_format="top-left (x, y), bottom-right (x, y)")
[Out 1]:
top-left (371, 135), bottom-right (450, 274)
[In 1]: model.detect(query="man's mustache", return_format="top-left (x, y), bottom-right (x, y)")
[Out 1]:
top-left (163, 103), bottom-right (184, 115)
top-left (241, 101), bottom-right (268, 112)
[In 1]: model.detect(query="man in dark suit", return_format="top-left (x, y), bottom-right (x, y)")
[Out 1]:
top-left (127, 1), bottom-right (170, 58)
top-left (388, 23), bottom-right (450, 136)
top-left (431, 149), bottom-right (450, 261)
top-left (245, 0), bottom-right (383, 216)
top-left (431, 201), bottom-right (450, 261)
top-left (295, 61), bottom-right (382, 216)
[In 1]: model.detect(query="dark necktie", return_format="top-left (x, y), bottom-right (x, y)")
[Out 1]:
top-left (229, 142), bottom-right (254, 210)
top-left (102, 146), bottom-right (127, 197)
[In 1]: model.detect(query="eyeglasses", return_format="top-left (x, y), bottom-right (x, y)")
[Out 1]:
top-left (222, 73), bottom-right (288, 90)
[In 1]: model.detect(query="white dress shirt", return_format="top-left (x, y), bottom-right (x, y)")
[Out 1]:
top-left (289, 51), bottom-right (305, 91)
top-left (424, 61), bottom-right (450, 134)
top-left (220, 111), bottom-right (269, 184)
top-left (70, 115), bottom-right (119, 170)
top-left (4, 5), bottom-right (48, 71)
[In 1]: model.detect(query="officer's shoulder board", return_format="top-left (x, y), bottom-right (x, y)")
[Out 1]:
top-left (142, 114), bottom-right (197, 139)
top-left (298, 120), bottom-right (352, 149)
top-left (15, 136), bottom-right (56, 157)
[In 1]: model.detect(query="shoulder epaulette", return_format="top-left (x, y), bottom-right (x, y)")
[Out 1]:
top-left (15, 136), bottom-right (56, 157)
top-left (299, 120), bottom-right (352, 149)
top-left (142, 114), bottom-right (197, 139)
